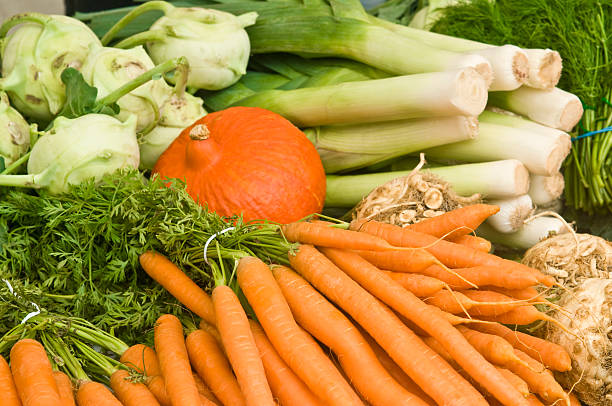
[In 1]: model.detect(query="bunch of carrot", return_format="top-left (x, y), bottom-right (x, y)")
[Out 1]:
top-left (133, 203), bottom-right (581, 406)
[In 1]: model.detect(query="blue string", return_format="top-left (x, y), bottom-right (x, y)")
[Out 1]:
top-left (572, 126), bottom-right (612, 141)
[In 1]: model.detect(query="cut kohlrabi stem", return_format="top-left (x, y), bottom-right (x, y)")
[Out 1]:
top-left (102, 1), bottom-right (257, 90)
top-left (422, 121), bottom-right (571, 176)
top-left (528, 172), bottom-right (565, 206)
top-left (488, 87), bottom-right (583, 132)
top-left (485, 194), bottom-right (534, 233)
top-left (234, 67), bottom-right (488, 127)
top-left (325, 159), bottom-right (530, 207)
top-left (476, 216), bottom-right (569, 250)
top-left (523, 49), bottom-right (563, 90)
top-left (305, 115), bottom-right (478, 173)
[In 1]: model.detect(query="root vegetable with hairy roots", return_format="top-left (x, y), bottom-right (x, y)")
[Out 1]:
top-left (523, 233), bottom-right (612, 406)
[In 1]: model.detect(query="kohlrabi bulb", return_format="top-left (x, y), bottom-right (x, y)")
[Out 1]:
top-left (145, 7), bottom-right (257, 90)
top-left (0, 14), bottom-right (101, 123)
top-left (80, 46), bottom-right (165, 133)
top-left (0, 92), bottom-right (32, 166)
top-left (26, 114), bottom-right (140, 194)
top-left (138, 91), bottom-right (206, 169)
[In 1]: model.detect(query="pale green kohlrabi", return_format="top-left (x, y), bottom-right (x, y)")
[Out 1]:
top-left (79, 45), bottom-right (206, 169)
top-left (0, 92), bottom-right (34, 167)
top-left (101, 1), bottom-right (257, 90)
top-left (0, 13), bottom-right (101, 124)
top-left (0, 114), bottom-right (139, 194)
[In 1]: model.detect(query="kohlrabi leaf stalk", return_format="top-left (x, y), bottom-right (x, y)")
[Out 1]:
top-left (101, 1), bottom-right (257, 90)
top-left (0, 92), bottom-right (35, 169)
top-left (0, 13), bottom-right (102, 124)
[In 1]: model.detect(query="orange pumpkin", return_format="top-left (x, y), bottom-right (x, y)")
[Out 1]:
top-left (152, 106), bottom-right (326, 223)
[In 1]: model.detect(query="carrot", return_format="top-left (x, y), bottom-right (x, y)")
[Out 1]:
top-left (350, 219), bottom-right (554, 286)
top-left (356, 249), bottom-right (439, 273)
top-left (449, 234), bottom-right (492, 253)
top-left (419, 264), bottom-right (540, 290)
top-left (120, 344), bottom-right (162, 377)
top-left (273, 265), bottom-right (430, 406)
top-left (185, 329), bottom-right (246, 406)
top-left (526, 394), bottom-right (545, 405)
top-left (455, 326), bottom-right (523, 366)
top-left (319, 246), bottom-right (531, 406)
top-left (486, 286), bottom-right (546, 302)
top-left (494, 367), bottom-right (529, 398)
top-left (282, 221), bottom-right (401, 251)
top-left (212, 282), bottom-right (275, 406)
top-left (0, 354), bottom-right (21, 406)
top-left (249, 320), bottom-right (324, 406)
top-left (198, 320), bottom-right (223, 347)
top-left (459, 290), bottom-right (523, 317)
top-left (139, 251), bottom-right (216, 325)
top-left (359, 328), bottom-right (437, 406)
top-left (75, 381), bottom-right (122, 406)
top-left (110, 369), bottom-right (161, 406)
top-left (569, 393), bottom-right (581, 406)
top-left (505, 350), bottom-right (569, 405)
top-left (146, 376), bottom-right (171, 406)
top-left (422, 290), bottom-right (474, 314)
top-left (53, 371), bottom-right (75, 406)
top-left (236, 255), bottom-right (363, 406)
top-left (154, 314), bottom-right (201, 406)
top-left (383, 272), bottom-right (445, 297)
top-left (10, 338), bottom-right (62, 406)
top-left (292, 245), bottom-right (488, 406)
top-left (192, 374), bottom-right (221, 405)
top-left (476, 305), bottom-right (554, 325)
top-left (468, 323), bottom-right (572, 372)
top-left (407, 204), bottom-right (500, 239)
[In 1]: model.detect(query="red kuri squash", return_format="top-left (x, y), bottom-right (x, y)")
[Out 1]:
top-left (152, 106), bottom-right (326, 223)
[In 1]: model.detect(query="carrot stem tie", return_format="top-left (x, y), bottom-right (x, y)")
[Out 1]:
top-left (3, 279), bottom-right (41, 324)
top-left (203, 227), bottom-right (236, 265)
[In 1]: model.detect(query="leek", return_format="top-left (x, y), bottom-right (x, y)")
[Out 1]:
top-left (422, 121), bottom-right (570, 176)
top-left (528, 172), bottom-right (565, 206)
top-left (523, 49), bottom-right (563, 90)
top-left (306, 115), bottom-right (478, 173)
top-left (477, 217), bottom-right (569, 250)
top-left (485, 194), bottom-right (533, 233)
top-left (234, 68), bottom-right (488, 127)
top-left (488, 86), bottom-right (583, 132)
top-left (325, 159), bottom-right (530, 207)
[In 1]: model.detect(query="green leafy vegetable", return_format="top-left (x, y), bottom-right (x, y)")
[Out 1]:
top-left (56, 68), bottom-right (120, 119)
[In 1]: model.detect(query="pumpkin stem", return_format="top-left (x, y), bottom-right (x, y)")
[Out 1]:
top-left (189, 124), bottom-right (210, 140)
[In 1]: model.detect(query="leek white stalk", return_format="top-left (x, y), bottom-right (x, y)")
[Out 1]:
top-left (306, 115), bottom-right (478, 173)
top-left (488, 87), bottom-right (583, 131)
top-left (325, 159), bottom-right (529, 207)
top-left (528, 172), bottom-right (565, 206)
top-left (422, 121), bottom-right (571, 176)
top-left (479, 109), bottom-right (572, 141)
top-left (236, 67), bottom-right (488, 127)
top-left (477, 216), bottom-right (569, 250)
top-left (485, 194), bottom-right (534, 233)
top-left (523, 49), bottom-right (563, 89)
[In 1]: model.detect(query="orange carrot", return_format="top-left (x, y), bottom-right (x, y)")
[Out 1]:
top-left (486, 286), bottom-right (545, 302)
top-left (407, 204), bottom-right (500, 239)
top-left (359, 328), bottom-right (437, 406)
top-left (383, 272), bottom-right (445, 297)
top-left (0, 354), bottom-right (21, 406)
top-left (292, 245), bottom-right (488, 406)
top-left (569, 393), bottom-right (581, 406)
top-left (449, 235), bottom-right (492, 253)
top-left (422, 290), bottom-right (474, 314)
top-left (76, 381), bottom-right (123, 406)
top-left (236, 255), bottom-right (363, 406)
top-left (192, 374), bottom-right (221, 406)
top-left (455, 326), bottom-right (523, 366)
top-left (249, 320), bottom-right (324, 406)
top-left (468, 323), bottom-right (571, 372)
top-left (53, 371), bottom-right (75, 406)
top-left (356, 249), bottom-right (439, 273)
top-left (476, 305), bottom-right (553, 325)
top-left (212, 282), bottom-right (275, 406)
top-left (10, 338), bottom-right (62, 406)
top-left (282, 221), bottom-right (400, 251)
top-left (350, 219), bottom-right (554, 286)
top-left (273, 265), bottom-right (430, 406)
top-left (505, 350), bottom-right (569, 405)
top-left (139, 251), bottom-right (216, 325)
top-left (320, 246), bottom-right (532, 406)
top-left (154, 314), bottom-right (201, 406)
top-left (185, 329), bottom-right (246, 406)
top-left (146, 376), bottom-right (171, 406)
top-left (459, 290), bottom-right (523, 317)
top-left (120, 344), bottom-right (162, 377)
top-left (418, 264), bottom-right (540, 290)
top-left (526, 394), bottom-right (545, 405)
top-left (109, 369), bottom-right (161, 406)
top-left (494, 367), bottom-right (529, 398)
top-left (198, 320), bottom-right (223, 347)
